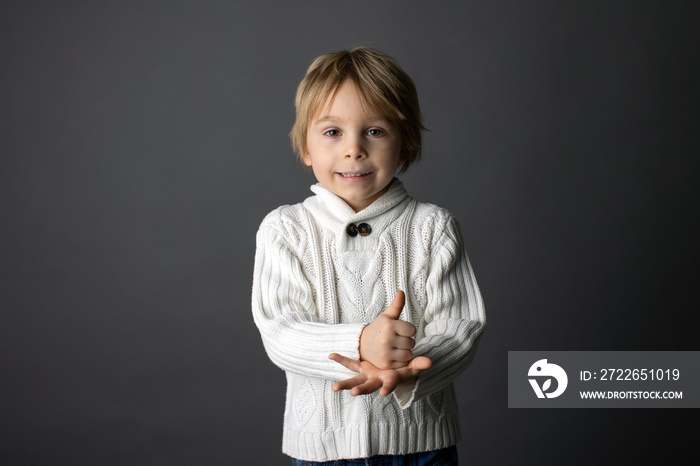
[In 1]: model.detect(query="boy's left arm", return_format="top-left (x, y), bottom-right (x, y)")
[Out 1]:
top-left (392, 215), bottom-right (486, 408)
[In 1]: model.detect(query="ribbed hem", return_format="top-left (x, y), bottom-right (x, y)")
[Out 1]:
top-left (283, 417), bottom-right (460, 462)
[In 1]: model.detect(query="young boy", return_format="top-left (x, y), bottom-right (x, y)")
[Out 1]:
top-left (252, 47), bottom-right (485, 465)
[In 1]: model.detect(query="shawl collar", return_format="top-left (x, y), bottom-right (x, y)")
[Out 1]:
top-left (303, 178), bottom-right (411, 248)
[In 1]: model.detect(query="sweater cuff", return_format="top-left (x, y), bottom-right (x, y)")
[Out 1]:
top-left (331, 323), bottom-right (365, 362)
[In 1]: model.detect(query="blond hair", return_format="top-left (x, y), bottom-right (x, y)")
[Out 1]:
top-left (290, 47), bottom-right (425, 173)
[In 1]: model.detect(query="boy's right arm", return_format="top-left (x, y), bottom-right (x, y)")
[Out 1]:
top-left (251, 219), bottom-right (364, 381)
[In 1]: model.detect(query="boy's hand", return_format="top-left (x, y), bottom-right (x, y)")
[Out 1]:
top-left (329, 353), bottom-right (432, 397)
top-left (359, 290), bottom-right (416, 370)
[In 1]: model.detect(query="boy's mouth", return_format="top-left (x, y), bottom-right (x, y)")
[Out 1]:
top-left (337, 172), bottom-right (372, 178)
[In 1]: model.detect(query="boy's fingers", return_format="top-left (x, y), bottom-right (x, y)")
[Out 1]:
top-left (329, 353), bottom-right (361, 372)
top-left (391, 349), bottom-right (414, 363)
top-left (379, 378), bottom-right (399, 397)
top-left (389, 360), bottom-right (411, 369)
top-left (394, 336), bottom-right (416, 350)
top-left (394, 321), bottom-right (416, 338)
top-left (350, 378), bottom-right (383, 396)
top-left (332, 374), bottom-right (365, 392)
top-left (378, 371), bottom-right (400, 396)
top-left (382, 290), bottom-right (405, 320)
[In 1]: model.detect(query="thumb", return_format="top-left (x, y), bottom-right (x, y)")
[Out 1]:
top-left (397, 356), bottom-right (433, 381)
top-left (408, 356), bottom-right (432, 372)
top-left (382, 290), bottom-right (405, 320)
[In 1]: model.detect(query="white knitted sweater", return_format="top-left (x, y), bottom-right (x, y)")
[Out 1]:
top-left (252, 179), bottom-right (485, 461)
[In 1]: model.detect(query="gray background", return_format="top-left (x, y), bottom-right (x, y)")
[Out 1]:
top-left (1, 1), bottom-right (697, 464)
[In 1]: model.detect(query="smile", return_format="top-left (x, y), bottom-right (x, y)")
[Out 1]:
top-left (338, 172), bottom-right (372, 177)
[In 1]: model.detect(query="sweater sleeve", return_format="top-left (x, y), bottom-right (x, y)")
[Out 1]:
top-left (251, 215), bottom-right (364, 380)
top-left (393, 215), bottom-right (486, 408)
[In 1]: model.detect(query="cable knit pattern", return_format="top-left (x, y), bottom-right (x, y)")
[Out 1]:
top-left (252, 179), bottom-right (486, 462)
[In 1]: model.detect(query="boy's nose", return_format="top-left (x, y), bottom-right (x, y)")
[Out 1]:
top-left (344, 137), bottom-right (366, 159)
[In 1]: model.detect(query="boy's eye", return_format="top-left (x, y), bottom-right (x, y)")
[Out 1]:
top-left (324, 129), bottom-right (340, 137)
top-left (367, 128), bottom-right (384, 136)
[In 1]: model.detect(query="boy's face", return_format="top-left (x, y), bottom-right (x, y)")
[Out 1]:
top-left (303, 80), bottom-right (405, 212)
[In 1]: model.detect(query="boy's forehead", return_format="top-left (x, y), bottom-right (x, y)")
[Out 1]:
top-left (312, 82), bottom-right (389, 124)
top-left (312, 110), bottom-right (387, 125)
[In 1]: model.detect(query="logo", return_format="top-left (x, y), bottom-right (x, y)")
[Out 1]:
top-left (528, 359), bottom-right (568, 398)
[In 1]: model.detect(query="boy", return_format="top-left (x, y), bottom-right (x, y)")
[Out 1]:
top-left (252, 47), bottom-right (485, 465)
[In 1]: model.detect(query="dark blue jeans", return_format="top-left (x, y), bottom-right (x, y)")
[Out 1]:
top-left (290, 445), bottom-right (458, 466)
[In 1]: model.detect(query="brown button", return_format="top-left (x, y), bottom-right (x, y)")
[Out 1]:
top-left (358, 223), bottom-right (372, 236)
top-left (346, 223), bottom-right (358, 237)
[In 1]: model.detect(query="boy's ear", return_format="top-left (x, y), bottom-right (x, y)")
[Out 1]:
top-left (302, 152), bottom-right (312, 167)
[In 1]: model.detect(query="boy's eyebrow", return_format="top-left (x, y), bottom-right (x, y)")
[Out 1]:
top-left (313, 116), bottom-right (340, 124)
